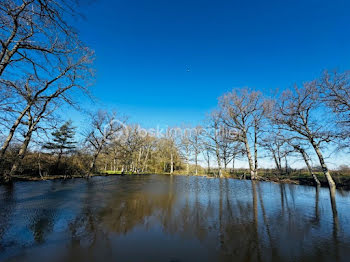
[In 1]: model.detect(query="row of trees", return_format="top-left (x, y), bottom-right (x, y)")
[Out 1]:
top-left (83, 111), bottom-right (183, 175)
top-left (0, 2), bottom-right (349, 190)
top-left (196, 71), bottom-right (349, 189)
top-left (80, 71), bottom-right (349, 190)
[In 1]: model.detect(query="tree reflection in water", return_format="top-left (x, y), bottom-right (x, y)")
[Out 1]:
top-left (0, 175), bottom-right (350, 262)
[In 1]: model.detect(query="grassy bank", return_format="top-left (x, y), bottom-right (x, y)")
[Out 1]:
top-left (221, 170), bottom-right (350, 190)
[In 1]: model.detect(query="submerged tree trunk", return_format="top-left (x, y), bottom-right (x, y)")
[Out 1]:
top-left (254, 126), bottom-right (258, 178)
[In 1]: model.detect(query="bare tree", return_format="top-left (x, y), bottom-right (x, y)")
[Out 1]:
top-left (0, 0), bottom-right (93, 182)
top-left (230, 142), bottom-right (244, 173)
top-left (8, 97), bottom-right (58, 178)
top-left (180, 132), bottom-right (192, 175)
top-left (205, 111), bottom-right (223, 177)
top-left (219, 88), bottom-right (266, 180)
top-left (219, 129), bottom-right (234, 171)
top-left (84, 111), bottom-right (123, 176)
top-left (260, 131), bottom-right (286, 175)
top-left (0, 0), bottom-right (81, 77)
top-left (140, 135), bottom-right (156, 173)
top-left (165, 128), bottom-right (177, 175)
top-left (263, 126), bottom-right (321, 186)
top-left (117, 125), bottom-right (146, 173)
top-left (0, 48), bottom-right (92, 181)
top-left (318, 70), bottom-right (350, 149)
top-left (202, 143), bottom-right (212, 175)
top-left (289, 142), bottom-right (321, 186)
top-left (274, 83), bottom-right (336, 188)
top-left (188, 126), bottom-right (202, 175)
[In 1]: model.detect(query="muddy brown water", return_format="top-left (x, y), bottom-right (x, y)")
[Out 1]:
top-left (0, 175), bottom-right (350, 262)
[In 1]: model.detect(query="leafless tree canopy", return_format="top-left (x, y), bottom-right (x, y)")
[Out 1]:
top-left (219, 88), bottom-right (266, 179)
top-left (0, 0), bottom-right (93, 182)
top-left (318, 70), bottom-right (350, 148)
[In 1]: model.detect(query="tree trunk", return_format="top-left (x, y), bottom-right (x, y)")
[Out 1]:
top-left (272, 151), bottom-right (282, 175)
top-left (311, 141), bottom-right (336, 188)
top-left (170, 152), bottom-right (174, 174)
top-left (222, 147), bottom-right (227, 172)
top-left (215, 143), bottom-right (222, 178)
top-left (224, 159), bottom-right (227, 171)
top-left (195, 151), bottom-right (198, 176)
top-left (142, 148), bottom-right (150, 173)
top-left (329, 185), bottom-right (339, 239)
top-left (0, 105), bottom-right (30, 163)
top-left (297, 147), bottom-right (321, 186)
top-left (137, 148), bottom-right (142, 172)
top-left (243, 133), bottom-right (256, 179)
top-left (89, 151), bottom-right (100, 176)
top-left (9, 129), bottom-right (33, 177)
top-left (206, 151), bottom-right (211, 175)
top-left (254, 126), bottom-right (258, 178)
top-left (57, 149), bottom-right (63, 164)
top-left (284, 156), bottom-right (288, 175)
top-left (186, 159), bottom-right (190, 175)
top-left (232, 153), bottom-right (235, 173)
top-left (38, 153), bottom-right (43, 179)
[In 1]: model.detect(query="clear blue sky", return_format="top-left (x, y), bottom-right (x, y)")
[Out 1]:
top-left (76, 0), bottom-right (350, 127)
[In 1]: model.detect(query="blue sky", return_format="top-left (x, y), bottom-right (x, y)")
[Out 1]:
top-left (74, 0), bottom-right (350, 128)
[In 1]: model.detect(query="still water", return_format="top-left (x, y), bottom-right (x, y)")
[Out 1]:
top-left (0, 175), bottom-right (350, 262)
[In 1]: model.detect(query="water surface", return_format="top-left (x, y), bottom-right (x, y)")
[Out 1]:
top-left (0, 175), bottom-right (350, 261)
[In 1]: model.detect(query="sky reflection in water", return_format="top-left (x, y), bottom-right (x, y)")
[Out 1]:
top-left (0, 175), bottom-right (350, 262)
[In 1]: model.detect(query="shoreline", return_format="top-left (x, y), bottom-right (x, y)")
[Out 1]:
top-left (2, 172), bottom-right (350, 190)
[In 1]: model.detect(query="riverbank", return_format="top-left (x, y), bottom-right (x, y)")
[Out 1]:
top-left (1, 172), bottom-right (128, 183)
top-left (2, 171), bottom-right (350, 190)
top-left (226, 171), bottom-right (350, 190)
top-left (163, 171), bottom-right (350, 190)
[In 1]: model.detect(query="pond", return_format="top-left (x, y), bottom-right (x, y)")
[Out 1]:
top-left (0, 175), bottom-right (350, 262)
